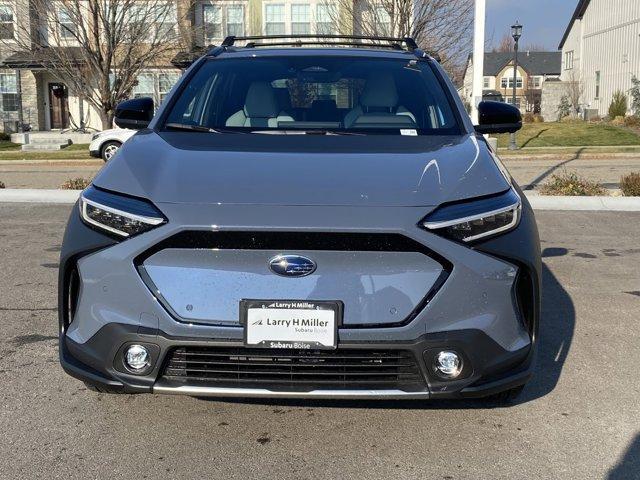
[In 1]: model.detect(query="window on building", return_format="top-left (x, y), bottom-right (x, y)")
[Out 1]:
top-left (203, 5), bottom-right (222, 40)
top-left (0, 72), bottom-right (18, 112)
top-left (133, 71), bottom-right (181, 106)
top-left (226, 5), bottom-right (244, 37)
top-left (0, 5), bottom-right (15, 40)
top-left (374, 6), bottom-right (391, 36)
top-left (501, 76), bottom-right (523, 89)
top-left (565, 50), bottom-right (574, 70)
top-left (265, 4), bottom-right (286, 35)
top-left (483, 77), bottom-right (490, 89)
top-left (58, 9), bottom-right (76, 40)
top-left (316, 3), bottom-right (334, 34)
top-left (291, 4), bottom-right (310, 34)
top-left (155, 3), bottom-right (178, 39)
top-left (133, 73), bottom-right (155, 99)
top-left (595, 71), bottom-right (601, 99)
top-left (159, 72), bottom-right (180, 103)
top-left (532, 76), bottom-right (542, 88)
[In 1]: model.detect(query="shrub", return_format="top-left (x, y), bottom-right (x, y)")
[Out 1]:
top-left (0, 180), bottom-right (5, 189)
top-left (589, 115), bottom-right (602, 123)
top-left (556, 95), bottom-right (571, 121)
top-left (60, 178), bottom-right (91, 190)
top-left (523, 112), bottom-right (535, 123)
top-left (611, 116), bottom-right (626, 126)
top-left (620, 172), bottom-right (640, 196)
top-left (609, 90), bottom-right (628, 118)
top-left (0, 132), bottom-right (10, 142)
top-left (540, 171), bottom-right (606, 196)
top-left (533, 114), bottom-right (545, 123)
top-left (623, 115), bottom-right (640, 128)
top-left (630, 76), bottom-right (640, 116)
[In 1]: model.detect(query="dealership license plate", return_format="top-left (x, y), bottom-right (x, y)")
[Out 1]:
top-left (240, 300), bottom-right (342, 350)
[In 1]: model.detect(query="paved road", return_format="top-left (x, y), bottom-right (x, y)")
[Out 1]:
top-left (1, 204), bottom-right (639, 479)
top-left (2, 156), bottom-right (640, 190)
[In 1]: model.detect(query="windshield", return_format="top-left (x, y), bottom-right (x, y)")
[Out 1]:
top-left (163, 56), bottom-right (461, 136)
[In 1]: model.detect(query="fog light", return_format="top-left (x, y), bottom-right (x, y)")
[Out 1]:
top-left (124, 345), bottom-right (150, 372)
top-left (435, 351), bottom-right (462, 378)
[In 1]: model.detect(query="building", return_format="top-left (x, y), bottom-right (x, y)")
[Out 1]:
top-left (559, 0), bottom-right (640, 116)
top-left (460, 51), bottom-right (561, 113)
top-left (0, 0), bottom-right (346, 133)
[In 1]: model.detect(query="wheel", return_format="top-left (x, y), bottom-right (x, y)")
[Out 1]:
top-left (101, 141), bottom-right (122, 162)
top-left (481, 385), bottom-right (525, 405)
top-left (83, 381), bottom-right (126, 394)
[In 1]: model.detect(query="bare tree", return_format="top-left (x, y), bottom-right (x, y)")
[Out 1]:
top-left (492, 33), bottom-right (513, 53)
top-left (2, 0), bottom-right (193, 130)
top-left (564, 69), bottom-right (585, 117)
top-left (326, 0), bottom-right (473, 73)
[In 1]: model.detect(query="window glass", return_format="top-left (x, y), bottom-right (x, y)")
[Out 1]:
top-left (0, 73), bottom-right (18, 112)
top-left (316, 4), bottom-right (334, 34)
top-left (58, 9), bottom-right (76, 39)
top-left (374, 6), bottom-right (391, 36)
top-left (291, 4), bottom-right (310, 34)
top-left (204, 5), bottom-right (222, 41)
top-left (265, 4), bottom-right (285, 35)
top-left (164, 56), bottom-right (460, 136)
top-left (227, 5), bottom-right (244, 36)
top-left (0, 5), bottom-right (14, 40)
top-left (133, 73), bottom-right (155, 98)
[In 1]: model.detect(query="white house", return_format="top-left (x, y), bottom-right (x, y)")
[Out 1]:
top-left (559, 0), bottom-right (640, 116)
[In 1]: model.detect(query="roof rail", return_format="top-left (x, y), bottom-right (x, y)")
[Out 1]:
top-left (219, 34), bottom-right (420, 52)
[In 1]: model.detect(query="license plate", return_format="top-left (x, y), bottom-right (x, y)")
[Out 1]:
top-left (240, 300), bottom-right (342, 350)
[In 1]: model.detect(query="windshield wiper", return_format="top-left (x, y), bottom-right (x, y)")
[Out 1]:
top-left (302, 130), bottom-right (365, 136)
top-left (165, 123), bottom-right (239, 134)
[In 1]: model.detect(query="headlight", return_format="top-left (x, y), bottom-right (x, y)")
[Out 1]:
top-left (79, 185), bottom-right (166, 238)
top-left (422, 189), bottom-right (521, 243)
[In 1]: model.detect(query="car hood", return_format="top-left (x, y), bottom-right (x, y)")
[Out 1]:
top-left (92, 131), bottom-right (510, 207)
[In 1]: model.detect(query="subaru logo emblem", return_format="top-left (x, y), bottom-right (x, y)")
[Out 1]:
top-left (269, 255), bottom-right (317, 277)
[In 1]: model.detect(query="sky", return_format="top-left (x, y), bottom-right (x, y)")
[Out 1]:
top-left (486, 0), bottom-right (579, 51)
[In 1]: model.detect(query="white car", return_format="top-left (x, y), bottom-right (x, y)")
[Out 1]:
top-left (89, 128), bottom-right (136, 161)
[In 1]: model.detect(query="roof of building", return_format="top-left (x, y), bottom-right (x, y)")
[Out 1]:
top-left (558, 0), bottom-right (591, 49)
top-left (2, 47), bottom-right (85, 68)
top-left (482, 51), bottom-right (562, 76)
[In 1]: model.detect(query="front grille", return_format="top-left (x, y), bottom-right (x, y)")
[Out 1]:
top-left (161, 346), bottom-right (426, 391)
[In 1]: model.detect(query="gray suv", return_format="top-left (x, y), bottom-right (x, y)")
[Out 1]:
top-left (59, 35), bottom-right (540, 403)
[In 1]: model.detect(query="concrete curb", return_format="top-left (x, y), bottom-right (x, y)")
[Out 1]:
top-left (1, 189), bottom-right (640, 211)
top-left (0, 159), bottom-right (102, 165)
top-left (0, 189), bottom-right (81, 203)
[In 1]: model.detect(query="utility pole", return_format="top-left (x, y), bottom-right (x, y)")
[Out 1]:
top-left (471, 0), bottom-right (486, 124)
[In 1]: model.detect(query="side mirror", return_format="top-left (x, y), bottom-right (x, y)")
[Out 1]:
top-left (114, 97), bottom-right (154, 130)
top-left (474, 101), bottom-right (522, 134)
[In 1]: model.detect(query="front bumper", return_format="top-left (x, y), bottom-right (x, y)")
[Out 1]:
top-left (61, 323), bottom-right (533, 399)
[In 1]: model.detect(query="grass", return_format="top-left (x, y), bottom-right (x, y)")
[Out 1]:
top-left (0, 143), bottom-right (93, 160)
top-left (496, 122), bottom-right (640, 149)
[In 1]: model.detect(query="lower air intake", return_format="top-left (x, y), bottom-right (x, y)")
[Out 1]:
top-left (161, 346), bottom-right (426, 391)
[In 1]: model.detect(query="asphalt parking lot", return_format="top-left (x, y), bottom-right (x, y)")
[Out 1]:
top-left (1, 204), bottom-right (639, 479)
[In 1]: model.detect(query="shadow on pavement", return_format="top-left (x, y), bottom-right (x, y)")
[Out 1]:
top-left (524, 147), bottom-right (586, 190)
top-left (608, 433), bottom-right (640, 480)
top-left (199, 263), bottom-right (575, 410)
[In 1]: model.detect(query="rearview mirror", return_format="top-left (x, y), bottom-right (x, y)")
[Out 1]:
top-left (474, 101), bottom-right (522, 135)
top-left (114, 97), bottom-right (154, 130)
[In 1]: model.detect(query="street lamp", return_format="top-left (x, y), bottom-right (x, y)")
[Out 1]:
top-left (509, 21), bottom-right (523, 151)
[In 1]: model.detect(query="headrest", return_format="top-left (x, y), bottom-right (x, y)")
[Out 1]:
top-left (360, 73), bottom-right (399, 108)
top-left (244, 82), bottom-right (279, 118)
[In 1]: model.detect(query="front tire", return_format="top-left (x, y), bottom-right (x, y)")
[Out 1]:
top-left (101, 141), bottom-right (121, 162)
